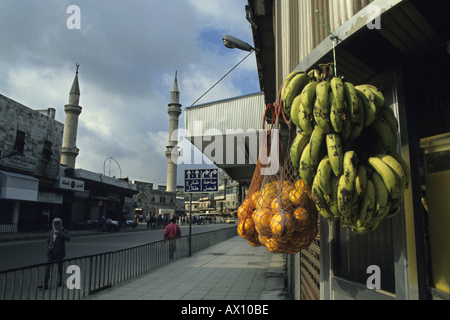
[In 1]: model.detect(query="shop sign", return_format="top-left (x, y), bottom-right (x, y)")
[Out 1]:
top-left (0, 154), bottom-right (37, 172)
top-left (58, 177), bottom-right (85, 191)
top-left (107, 193), bottom-right (120, 202)
top-left (124, 197), bottom-right (135, 206)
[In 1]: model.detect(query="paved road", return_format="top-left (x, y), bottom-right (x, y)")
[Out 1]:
top-left (0, 223), bottom-right (235, 272)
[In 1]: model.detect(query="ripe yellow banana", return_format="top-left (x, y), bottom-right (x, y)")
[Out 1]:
top-left (370, 117), bottom-right (398, 153)
top-left (299, 99), bottom-right (314, 135)
top-left (343, 82), bottom-right (361, 123)
top-left (317, 155), bottom-right (332, 202)
top-left (284, 73), bottom-right (312, 117)
top-left (301, 81), bottom-right (319, 115)
top-left (313, 81), bottom-right (332, 134)
top-left (309, 126), bottom-right (326, 171)
top-left (299, 142), bottom-right (313, 185)
top-left (367, 157), bottom-right (402, 199)
top-left (356, 179), bottom-right (375, 228)
top-left (356, 87), bottom-right (378, 126)
top-left (375, 154), bottom-right (407, 195)
top-left (290, 93), bottom-right (303, 128)
top-left (338, 151), bottom-right (358, 218)
top-left (290, 131), bottom-right (310, 169)
top-left (326, 133), bottom-right (344, 177)
top-left (372, 171), bottom-right (389, 219)
top-left (388, 151), bottom-right (411, 189)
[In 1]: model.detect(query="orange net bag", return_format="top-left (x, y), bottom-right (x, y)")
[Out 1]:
top-left (237, 91), bottom-right (318, 254)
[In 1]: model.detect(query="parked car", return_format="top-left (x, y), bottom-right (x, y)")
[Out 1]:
top-left (225, 218), bottom-right (236, 224)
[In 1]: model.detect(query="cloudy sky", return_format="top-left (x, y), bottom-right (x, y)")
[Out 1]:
top-left (0, 0), bottom-right (260, 187)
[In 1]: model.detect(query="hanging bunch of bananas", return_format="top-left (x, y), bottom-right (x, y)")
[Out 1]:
top-left (284, 69), bottom-right (410, 235)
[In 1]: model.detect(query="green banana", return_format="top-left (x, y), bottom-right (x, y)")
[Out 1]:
top-left (384, 195), bottom-right (403, 219)
top-left (388, 151), bottom-right (411, 189)
top-left (370, 117), bottom-right (398, 153)
top-left (301, 81), bottom-right (319, 115)
top-left (328, 174), bottom-right (341, 218)
top-left (372, 171), bottom-right (389, 219)
top-left (330, 77), bottom-right (345, 113)
top-left (284, 73), bottom-right (312, 118)
top-left (313, 81), bottom-right (332, 134)
top-left (317, 156), bottom-right (332, 202)
top-left (343, 82), bottom-right (361, 123)
top-left (281, 70), bottom-right (304, 104)
top-left (330, 90), bottom-right (343, 133)
top-left (290, 93), bottom-right (303, 128)
top-left (338, 151), bottom-right (358, 218)
top-left (348, 96), bottom-right (365, 141)
top-left (312, 173), bottom-right (339, 221)
top-left (354, 165), bottom-right (368, 202)
top-left (326, 133), bottom-right (344, 177)
top-left (290, 131), bottom-right (310, 169)
top-left (381, 106), bottom-right (399, 138)
top-left (308, 69), bottom-right (321, 79)
top-left (309, 126), bottom-right (326, 171)
top-left (375, 153), bottom-right (407, 195)
top-left (367, 157), bottom-right (402, 199)
top-left (356, 179), bottom-right (375, 228)
top-left (356, 87), bottom-right (378, 126)
top-left (299, 142), bottom-right (313, 185)
top-left (299, 99), bottom-right (314, 134)
top-left (352, 218), bottom-right (380, 235)
top-left (341, 107), bottom-right (352, 142)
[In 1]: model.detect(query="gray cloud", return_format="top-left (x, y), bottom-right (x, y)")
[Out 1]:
top-left (0, 0), bottom-right (260, 186)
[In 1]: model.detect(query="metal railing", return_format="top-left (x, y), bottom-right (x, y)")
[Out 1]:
top-left (0, 226), bottom-right (237, 300)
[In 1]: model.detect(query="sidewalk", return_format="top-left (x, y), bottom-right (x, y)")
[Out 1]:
top-left (85, 236), bottom-right (291, 300)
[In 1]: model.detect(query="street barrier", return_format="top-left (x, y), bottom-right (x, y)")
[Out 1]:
top-left (0, 226), bottom-right (237, 300)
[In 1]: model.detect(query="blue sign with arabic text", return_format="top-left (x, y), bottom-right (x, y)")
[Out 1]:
top-left (184, 169), bottom-right (219, 193)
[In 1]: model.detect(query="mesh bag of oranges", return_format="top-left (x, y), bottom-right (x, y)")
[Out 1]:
top-left (237, 100), bottom-right (318, 254)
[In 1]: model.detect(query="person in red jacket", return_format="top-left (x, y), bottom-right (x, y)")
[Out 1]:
top-left (164, 216), bottom-right (181, 240)
top-left (164, 217), bottom-right (181, 260)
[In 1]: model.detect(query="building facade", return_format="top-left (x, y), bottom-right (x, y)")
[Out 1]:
top-left (0, 94), bottom-right (65, 232)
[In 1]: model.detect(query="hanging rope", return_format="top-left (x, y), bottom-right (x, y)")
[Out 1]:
top-left (314, 10), bottom-right (339, 78)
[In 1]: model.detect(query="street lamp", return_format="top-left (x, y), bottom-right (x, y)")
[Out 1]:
top-left (222, 34), bottom-right (257, 52)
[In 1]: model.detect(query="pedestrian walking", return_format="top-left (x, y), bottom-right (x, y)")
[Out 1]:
top-left (39, 217), bottom-right (71, 290)
top-left (164, 217), bottom-right (181, 260)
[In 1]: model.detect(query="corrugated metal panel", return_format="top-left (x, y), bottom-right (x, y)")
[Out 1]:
top-left (275, 0), bottom-right (375, 89)
top-left (184, 92), bottom-right (267, 137)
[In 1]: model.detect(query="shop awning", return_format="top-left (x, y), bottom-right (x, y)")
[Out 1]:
top-left (0, 170), bottom-right (39, 201)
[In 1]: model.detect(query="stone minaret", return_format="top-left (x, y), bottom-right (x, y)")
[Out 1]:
top-left (61, 64), bottom-right (82, 169)
top-left (165, 72), bottom-right (182, 193)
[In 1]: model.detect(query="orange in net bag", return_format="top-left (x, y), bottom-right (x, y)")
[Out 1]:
top-left (237, 96), bottom-right (318, 254)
